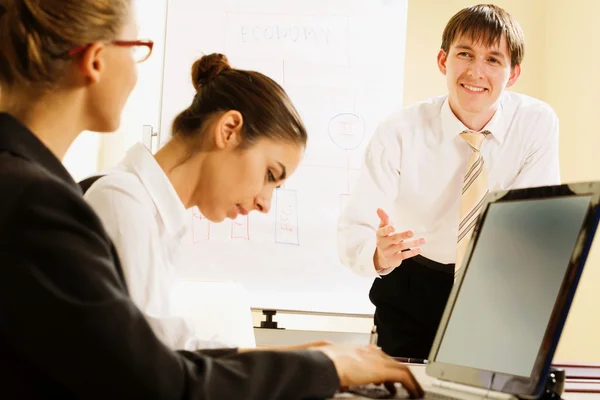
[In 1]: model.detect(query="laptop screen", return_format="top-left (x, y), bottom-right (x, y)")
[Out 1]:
top-left (435, 195), bottom-right (592, 377)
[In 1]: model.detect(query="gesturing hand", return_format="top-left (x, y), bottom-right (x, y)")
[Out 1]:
top-left (374, 208), bottom-right (426, 271)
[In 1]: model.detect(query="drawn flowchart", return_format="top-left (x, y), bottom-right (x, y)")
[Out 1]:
top-left (231, 215), bottom-right (250, 240)
top-left (274, 188), bottom-right (299, 245)
top-left (192, 209), bottom-right (250, 242)
top-left (191, 208), bottom-right (210, 243)
top-left (328, 112), bottom-right (365, 208)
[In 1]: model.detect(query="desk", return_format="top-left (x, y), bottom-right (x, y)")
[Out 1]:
top-left (330, 365), bottom-right (597, 399)
top-left (254, 328), bottom-right (369, 347)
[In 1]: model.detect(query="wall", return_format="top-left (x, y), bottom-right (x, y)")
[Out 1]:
top-left (540, 0), bottom-right (600, 363)
top-left (63, 131), bottom-right (99, 182)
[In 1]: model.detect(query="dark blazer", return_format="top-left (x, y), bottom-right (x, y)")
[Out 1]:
top-left (0, 113), bottom-right (338, 399)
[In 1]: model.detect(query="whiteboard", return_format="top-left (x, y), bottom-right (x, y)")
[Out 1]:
top-left (159, 0), bottom-right (408, 314)
top-left (63, 131), bottom-right (99, 182)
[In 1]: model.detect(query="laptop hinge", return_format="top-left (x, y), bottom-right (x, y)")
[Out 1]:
top-left (433, 379), bottom-right (517, 400)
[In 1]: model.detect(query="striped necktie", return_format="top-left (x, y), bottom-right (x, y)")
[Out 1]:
top-left (456, 130), bottom-right (490, 273)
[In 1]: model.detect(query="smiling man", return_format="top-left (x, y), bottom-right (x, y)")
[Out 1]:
top-left (338, 4), bottom-right (560, 358)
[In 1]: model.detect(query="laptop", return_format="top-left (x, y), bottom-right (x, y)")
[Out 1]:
top-left (416, 182), bottom-right (600, 399)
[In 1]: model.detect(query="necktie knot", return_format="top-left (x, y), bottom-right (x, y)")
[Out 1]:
top-left (460, 130), bottom-right (489, 152)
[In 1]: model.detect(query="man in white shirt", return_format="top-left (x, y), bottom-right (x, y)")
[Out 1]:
top-left (338, 4), bottom-right (560, 358)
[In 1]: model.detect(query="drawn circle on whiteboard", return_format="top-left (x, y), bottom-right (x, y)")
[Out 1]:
top-left (328, 113), bottom-right (366, 150)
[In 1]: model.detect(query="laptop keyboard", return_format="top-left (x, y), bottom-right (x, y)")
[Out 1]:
top-left (346, 384), bottom-right (394, 398)
top-left (422, 392), bottom-right (464, 400)
top-left (345, 384), bottom-right (465, 399)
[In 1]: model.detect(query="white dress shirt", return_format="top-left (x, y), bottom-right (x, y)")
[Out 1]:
top-left (84, 143), bottom-right (227, 350)
top-left (338, 91), bottom-right (561, 277)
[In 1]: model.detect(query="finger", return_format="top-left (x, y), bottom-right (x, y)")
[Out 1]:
top-left (307, 340), bottom-right (332, 347)
top-left (390, 368), bottom-right (424, 399)
top-left (376, 224), bottom-right (395, 238)
top-left (379, 238), bottom-right (427, 256)
top-left (374, 350), bottom-right (424, 398)
top-left (383, 382), bottom-right (397, 396)
top-left (388, 248), bottom-right (422, 265)
top-left (287, 340), bottom-right (332, 350)
top-left (396, 229), bottom-right (415, 240)
top-left (379, 239), bottom-right (402, 257)
top-left (387, 231), bottom-right (421, 243)
top-left (377, 208), bottom-right (390, 228)
top-left (379, 231), bottom-right (418, 245)
top-left (403, 366), bottom-right (424, 399)
top-left (397, 238), bottom-right (427, 251)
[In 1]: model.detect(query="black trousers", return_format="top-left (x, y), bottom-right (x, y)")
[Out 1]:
top-left (369, 255), bottom-right (454, 359)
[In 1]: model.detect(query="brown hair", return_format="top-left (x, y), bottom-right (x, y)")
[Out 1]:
top-left (0, 0), bottom-right (131, 90)
top-left (441, 4), bottom-right (524, 68)
top-left (172, 53), bottom-right (307, 150)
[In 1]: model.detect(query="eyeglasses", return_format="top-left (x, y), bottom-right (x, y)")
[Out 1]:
top-left (67, 40), bottom-right (154, 63)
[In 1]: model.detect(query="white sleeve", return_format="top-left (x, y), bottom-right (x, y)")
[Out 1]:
top-left (337, 123), bottom-right (402, 278)
top-left (511, 105), bottom-right (561, 189)
top-left (84, 180), bottom-right (229, 351)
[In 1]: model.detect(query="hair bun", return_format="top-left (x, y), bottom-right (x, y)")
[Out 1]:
top-left (191, 53), bottom-right (231, 91)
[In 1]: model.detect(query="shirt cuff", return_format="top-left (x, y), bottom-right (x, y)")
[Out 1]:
top-left (356, 237), bottom-right (394, 278)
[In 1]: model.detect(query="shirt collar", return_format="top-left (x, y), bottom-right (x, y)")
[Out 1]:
top-left (123, 143), bottom-right (189, 239)
top-left (440, 94), bottom-right (507, 144)
top-left (0, 112), bottom-right (78, 189)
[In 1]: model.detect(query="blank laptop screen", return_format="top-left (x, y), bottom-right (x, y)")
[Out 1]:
top-left (436, 195), bottom-right (591, 377)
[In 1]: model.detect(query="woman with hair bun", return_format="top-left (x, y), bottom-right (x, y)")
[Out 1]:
top-left (83, 52), bottom-right (311, 351)
top-left (0, 0), bottom-right (423, 397)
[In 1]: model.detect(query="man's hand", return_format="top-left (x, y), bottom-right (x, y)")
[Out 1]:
top-left (374, 208), bottom-right (426, 271)
top-left (317, 343), bottom-right (424, 399)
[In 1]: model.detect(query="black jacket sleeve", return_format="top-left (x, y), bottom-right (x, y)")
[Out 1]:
top-left (0, 171), bottom-right (339, 399)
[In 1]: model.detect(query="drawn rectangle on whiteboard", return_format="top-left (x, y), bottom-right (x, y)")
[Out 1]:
top-left (231, 215), bottom-right (250, 240)
top-left (192, 208), bottom-right (210, 242)
top-left (224, 13), bottom-right (349, 66)
top-left (275, 189), bottom-right (299, 245)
